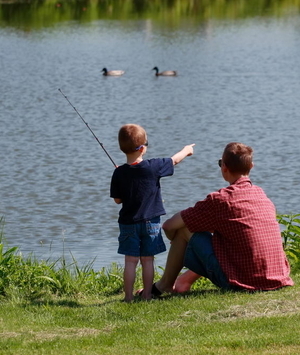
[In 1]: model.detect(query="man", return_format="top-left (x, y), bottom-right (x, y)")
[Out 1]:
top-left (148, 142), bottom-right (293, 296)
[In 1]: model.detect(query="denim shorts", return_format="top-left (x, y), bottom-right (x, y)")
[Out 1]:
top-left (118, 217), bottom-right (166, 257)
top-left (184, 231), bottom-right (232, 290)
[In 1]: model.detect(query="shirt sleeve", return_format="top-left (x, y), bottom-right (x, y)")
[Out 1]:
top-left (110, 168), bottom-right (120, 198)
top-left (181, 194), bottom-right (217, 233)
top-left (157, 158), bottom-right (174, 177)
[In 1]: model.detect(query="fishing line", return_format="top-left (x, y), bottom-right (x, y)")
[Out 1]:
top-left (58, 88), bottom-right (117, 168)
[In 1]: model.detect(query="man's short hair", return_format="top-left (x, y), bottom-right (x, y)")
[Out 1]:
top-left (222, 142), bottom-right (253, 174)
top-left (118, 124), bottom-right (147, 154)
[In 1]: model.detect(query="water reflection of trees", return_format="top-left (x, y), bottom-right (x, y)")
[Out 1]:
top-left (0, 0), bottom-right (299, 30)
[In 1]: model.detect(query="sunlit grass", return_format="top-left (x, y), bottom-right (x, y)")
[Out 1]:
top-left (0, 276), bottom-right (299, 354)
top-left (0, 214), bottom-right (299, 302)
top-left (0, 215), bottom-right (300, 354)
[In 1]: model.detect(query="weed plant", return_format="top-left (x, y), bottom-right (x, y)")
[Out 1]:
top-left (0, 214), bottom-right (299, 302)
top-left (277, 213), bottom-right (300, 272)
top-left (1, 216), bottom-right (300, 354)
top-left (0, 217), bottom-right (125, 301)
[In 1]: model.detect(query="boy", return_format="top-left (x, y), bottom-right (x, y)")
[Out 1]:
top-left (110, 124), bottom-right (194, 302)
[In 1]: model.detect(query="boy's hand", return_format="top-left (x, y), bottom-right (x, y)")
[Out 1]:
top-left (171, 143), bottom-right (195, 165)
top-left (184, 143), bottom-right (195, 156)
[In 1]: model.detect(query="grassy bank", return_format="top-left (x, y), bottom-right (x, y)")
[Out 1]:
top-left (0, 215), bottom-right (300, 354)
top-left (0, 275), bottom-right (300, 354)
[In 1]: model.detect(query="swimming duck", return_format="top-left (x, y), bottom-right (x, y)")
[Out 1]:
top-left (152, 67), bottom-right (177, 76)
top-left (102, 68), bottom-right (125, 76)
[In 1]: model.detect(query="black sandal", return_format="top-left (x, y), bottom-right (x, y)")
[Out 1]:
top-left (136, 283), bottom-right (162, 298)
top-left (151, 283), bottom-right (162, 297)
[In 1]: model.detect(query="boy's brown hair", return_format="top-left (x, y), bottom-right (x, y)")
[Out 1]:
top-left (222, 142), bottom-right (253, 174)
top-left (118, 124), bottom-right (147, 154)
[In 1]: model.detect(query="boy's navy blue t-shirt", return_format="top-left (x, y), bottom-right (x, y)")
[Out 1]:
top-left (110, 158), bottom-right (174, 224)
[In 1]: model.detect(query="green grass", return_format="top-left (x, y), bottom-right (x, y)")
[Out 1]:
top-left (0, 214), bottom-right (300, 354)
top-left (0, 276), bottom-right (300, 354)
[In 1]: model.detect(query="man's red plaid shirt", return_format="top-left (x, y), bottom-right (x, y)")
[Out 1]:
top-left (181, 177), bottom-right (293, 290)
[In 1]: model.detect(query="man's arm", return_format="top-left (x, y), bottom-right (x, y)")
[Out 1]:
top-left (162, 212), bottom-right (186, 240)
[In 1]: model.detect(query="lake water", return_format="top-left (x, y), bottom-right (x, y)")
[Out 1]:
top-left (1, 8), bottom-right (300, 269)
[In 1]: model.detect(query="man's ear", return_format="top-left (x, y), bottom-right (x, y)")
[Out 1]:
top-left (222, 164), bottom-right (228, 173)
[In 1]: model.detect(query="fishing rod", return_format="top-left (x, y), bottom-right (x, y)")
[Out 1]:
top-left (58, 88), bottom-right (117, 168)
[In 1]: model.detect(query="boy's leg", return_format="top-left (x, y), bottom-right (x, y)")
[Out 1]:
top-left (155, 227), bottom-right (192, 293)
top-left (124, 255), bottom-right (139, 302)
top-left (140, 256), bottom-right (154, 300)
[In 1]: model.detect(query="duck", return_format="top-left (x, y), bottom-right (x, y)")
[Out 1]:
top-left (102, 68), bottom-right (125, 76)
top-left (152, 66), bottom-right (177, 76)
